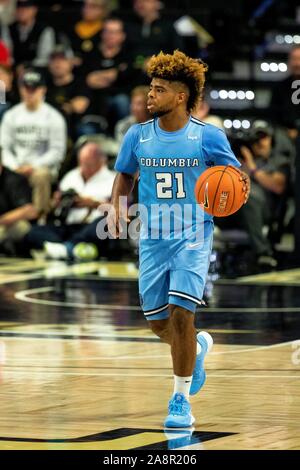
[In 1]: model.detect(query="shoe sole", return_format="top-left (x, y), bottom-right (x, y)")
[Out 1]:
top-left (164, 416), bottom-right (195, 428)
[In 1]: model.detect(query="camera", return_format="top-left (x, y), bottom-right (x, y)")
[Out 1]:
top-left (229, 130), bottom-right (251, 161)
top-left (50, 189), bottom-right (78, 225)
top-left (229, 123), bottom-right (273, 161)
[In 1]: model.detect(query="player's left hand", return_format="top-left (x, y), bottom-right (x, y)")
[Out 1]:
top-left (239, 170), bottom-right (251, 204)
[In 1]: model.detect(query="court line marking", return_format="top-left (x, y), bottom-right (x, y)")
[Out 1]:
top-left (2, 369), bottom-right (300, 379)
top-left (1, 337), bottom-right (298, 357)
top-left (14, 287), bottom-right (300, 313)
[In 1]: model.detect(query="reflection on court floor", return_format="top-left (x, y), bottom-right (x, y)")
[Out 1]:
top-left (0, 256), bottom-right (299, 450)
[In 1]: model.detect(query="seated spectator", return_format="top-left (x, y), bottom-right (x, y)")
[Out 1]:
top-left (84, 17), bottom-right (133, 128)
top-left (125, 0), bottom-right (183, 74)
top-left (0, 64), bottom-right (16, 121)
top-left (270, 45), bottom-right (300, 137)
top-left (25, 142), bottom-right (115, 260)
top-left (66, 0), bottom-right (109, 65)
top-left (0, 68), bottom-right (67, 216)
top-left (4, 0), bottom-right (56, 68)
top-left (231, 124), bottom-right (289, 268)
top-left (0, 39), bottom-right (11, 66)
top-left (114, 85), bottom-right (150, 146)
top-left (47, 45), bottom-right (91, 140)
top-left (0, 0), bottom-right (16, 25)
top-left (192, 99), bottom-right (224, 129)
top-left (0, 153), bottom-right (38, 255)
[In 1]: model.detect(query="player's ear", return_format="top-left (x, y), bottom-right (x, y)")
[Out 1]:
top-left (177, 92), bottom-right (186, 105)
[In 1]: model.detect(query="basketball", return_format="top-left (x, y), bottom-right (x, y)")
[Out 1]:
top-left (194, 165), bottom-right (245, 217)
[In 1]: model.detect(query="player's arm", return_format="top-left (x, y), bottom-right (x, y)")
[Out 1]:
top-left (231, 165), bottom-right (251, 204)
top-left (107, 125), bottom-right (140, 237)
top-left (203, 125), bottom-right (250, 203)
top-left (107, 172), bottom-right (136, 237)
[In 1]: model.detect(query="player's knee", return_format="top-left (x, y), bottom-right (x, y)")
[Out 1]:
top-left (149, 320), bottom-right (167, 337)
top-left (170, 306), bottom-right (194, 334)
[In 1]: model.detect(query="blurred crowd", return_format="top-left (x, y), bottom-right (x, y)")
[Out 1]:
top-left (0, 0), bottom-right (299, 274)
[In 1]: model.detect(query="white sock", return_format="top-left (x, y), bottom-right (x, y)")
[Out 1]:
top-left (173, 375), bottom-right (193, 400)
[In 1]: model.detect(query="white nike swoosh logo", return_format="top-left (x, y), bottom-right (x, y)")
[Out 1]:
top-left (187, 241), bottom-right (203, 248)
top-left (140, 137), bottom-right (153, 143)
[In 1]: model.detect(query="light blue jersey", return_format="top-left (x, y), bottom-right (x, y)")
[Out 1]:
top-left (114, 116), bottom-right (241, 319)
top-left (115, 116), bottom-right (240, 240)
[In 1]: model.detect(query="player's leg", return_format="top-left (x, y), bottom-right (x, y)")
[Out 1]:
top-left (164, 300), bottom-right (197, 428)
top-left (148, 318), bottom-right (172, 344)
top-left (169, 304), bottom-right (197, 377)
top-left (164, 235), bottom-right (214, 427)
top-left (170, 233), bottom-right (214, 396)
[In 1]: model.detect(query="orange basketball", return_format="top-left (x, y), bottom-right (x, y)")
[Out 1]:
top-left (194, 165), bottom-right (245, 217)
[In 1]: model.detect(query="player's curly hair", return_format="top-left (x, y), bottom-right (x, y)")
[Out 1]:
top-left (147, 50), bottom-right (208, 112)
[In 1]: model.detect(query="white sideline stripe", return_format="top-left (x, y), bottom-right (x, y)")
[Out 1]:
top-left (2, 369), bottom-right (300, 379)
top-left (15, 286), bottom-right (300, 313)
top-left (1, 338), bottom-right (297, 358)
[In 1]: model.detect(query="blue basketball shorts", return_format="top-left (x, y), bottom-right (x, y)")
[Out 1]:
top-left (139, 232), bottom-right (213, 321)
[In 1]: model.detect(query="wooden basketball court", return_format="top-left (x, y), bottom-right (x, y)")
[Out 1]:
top-left (0, 257), bottom-right (299, 450)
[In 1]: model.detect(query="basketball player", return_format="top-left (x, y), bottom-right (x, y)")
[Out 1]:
top-left (108, 50), bottom-right (250, 427)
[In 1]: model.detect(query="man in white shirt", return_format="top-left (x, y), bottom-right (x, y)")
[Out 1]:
top-left (25, 142), bottom-right (115, 260)
top-left (0, 68), bottom-right (67, 215)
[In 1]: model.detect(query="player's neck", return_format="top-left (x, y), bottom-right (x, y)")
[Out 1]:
top-left (158, 110), bottom-right (190, 132)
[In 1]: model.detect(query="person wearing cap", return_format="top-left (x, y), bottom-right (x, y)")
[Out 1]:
top-left (3, 0), bottom-right (56, 67)
top-left (238, 122), bottom-right (289, 268)
top-left (0, 68), bottom-right (67, 217)
top-left (47, 46), bottom-right (91, 140)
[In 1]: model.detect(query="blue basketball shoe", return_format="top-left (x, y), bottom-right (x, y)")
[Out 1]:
top-left (190, 331), bottom-right (213, 396)
top-left (164, 393), bottom-right (195, 428)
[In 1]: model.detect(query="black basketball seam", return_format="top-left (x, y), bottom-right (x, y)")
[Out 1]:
top-left (227, 168), bottom-right (236, 215)
top-left (212, 166), bottom-right (227, 214)
top-left (196, 169), bottom-right (224, 210)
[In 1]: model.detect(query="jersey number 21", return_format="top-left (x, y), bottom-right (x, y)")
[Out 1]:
top-left (156, 172), bottom-right (186, 199)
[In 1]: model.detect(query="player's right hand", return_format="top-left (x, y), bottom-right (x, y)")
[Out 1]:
top-left (105, 203), bottom-right (130, 238)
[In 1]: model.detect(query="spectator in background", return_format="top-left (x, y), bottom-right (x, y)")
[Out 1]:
top-left (0, 153), bottom-right (37, 255)
top-left (25, 142), bottom-right (115, 260)
top-left (47, 45), bottom-right (90, 140)
top-left (0, 68), bottom-right (67, 216)
top-left (0, 65), bottom-right (16, 121)
top-left (270, 45), bottom-right (300, 138)
top-left (238, 124), bottom-right (289, 268)
top-left (67, 0), bottom-right (109, 65)
top-left (84, 17), bottom-right (133, 130)
top-left (126, 0), bottom-right (183, 75)
top-left (114, 85), bottom-right (150, 146)
top-left (0, 0), bottom-right (16, 25)
top-left (3, 0), bottom-right (56, 68)
top-left (0, 39), bottom-right (11, 66)
top-left (192, 99), bottom-right (224, 129)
